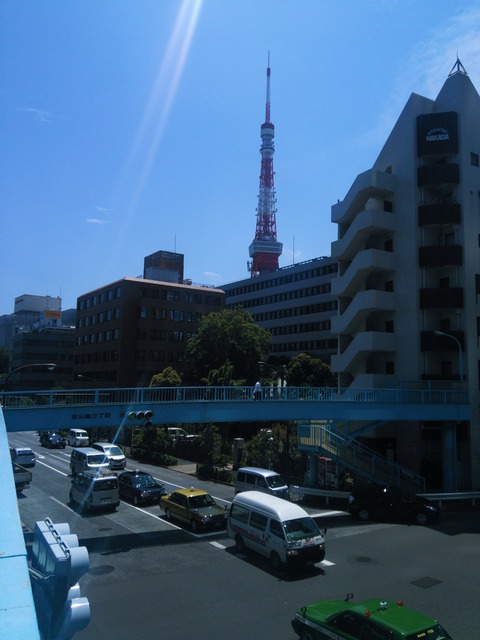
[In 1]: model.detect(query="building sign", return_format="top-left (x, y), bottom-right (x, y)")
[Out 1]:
top-left (43, 310), bottom-right (62, 319)
top-left (417, 111), bottom-right (458, 156)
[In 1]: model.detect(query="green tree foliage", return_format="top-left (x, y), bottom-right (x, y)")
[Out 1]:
top-left (185, 307), bottom-right (271, 385)
top-left (286, 353), bottom-right (336, 387)
top-left (149, 366), bottom-right (182, 387)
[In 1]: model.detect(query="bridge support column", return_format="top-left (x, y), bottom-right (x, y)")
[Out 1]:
top-left (442, 423), bottom-right (457, 492)
top-left (307, 452), bottom-right (318, 485)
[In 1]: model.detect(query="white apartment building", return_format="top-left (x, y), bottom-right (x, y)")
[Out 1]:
top-left (330, 60), bottom-right (480, 490)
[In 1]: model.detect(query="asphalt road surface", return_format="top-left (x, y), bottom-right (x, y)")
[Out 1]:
top-left (10, 430), bottom-right (480, 640)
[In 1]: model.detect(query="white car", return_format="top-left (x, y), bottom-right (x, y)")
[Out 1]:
top-left (91, 442), bottom-right (127, 470)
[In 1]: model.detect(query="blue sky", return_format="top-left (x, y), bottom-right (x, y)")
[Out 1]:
top-left (2, 0), bottom-right (480, 316)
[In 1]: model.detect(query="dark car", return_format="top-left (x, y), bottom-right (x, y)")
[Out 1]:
top-left (39, 431), bottom-right (67, 449)
top-left (118, 470), bottom-right (166, 505)
top-left (348, 485), bottom-right (439, 525)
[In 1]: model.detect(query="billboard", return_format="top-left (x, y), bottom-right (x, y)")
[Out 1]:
top-left (416, 111), bottom-right (458, 156)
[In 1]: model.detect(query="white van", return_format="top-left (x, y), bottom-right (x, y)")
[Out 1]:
top-left (67, 429), bottom-right (89, 447)
top-left (235, 467), bottom-right (289, 500)
top-left (69, 469), bottom-right (120, 512)
top-left (227, 491), bottom-right (326, 571)
top-left (70, 447), bottom-right (110, 476)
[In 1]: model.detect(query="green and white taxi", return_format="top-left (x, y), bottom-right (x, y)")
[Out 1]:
top-left (292, 595), bottom-right (453, 640)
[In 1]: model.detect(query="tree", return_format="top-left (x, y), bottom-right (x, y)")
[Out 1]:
top-left (149, 367), bottom-right (182, 387)
top-left (286, 353), bottom-right (336, 387)
top-left (185, 307), bottom-right (271, 385)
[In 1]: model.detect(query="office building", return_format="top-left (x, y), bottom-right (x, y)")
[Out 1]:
top-left (222, 256), bottom-right (338, 362)
top-left (74, 277), bottom-right (225, 387)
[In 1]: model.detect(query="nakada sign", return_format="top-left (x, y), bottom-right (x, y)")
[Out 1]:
top-left (417, 111), bottom-right (458, 156)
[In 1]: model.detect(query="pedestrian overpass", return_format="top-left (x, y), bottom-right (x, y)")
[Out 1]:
top-left (2, 383), bottom-right (470, 432)
top-left (0, 384), bottom-right (471, 639)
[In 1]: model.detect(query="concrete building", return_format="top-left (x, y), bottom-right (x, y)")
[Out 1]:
top-left (0, 294), bottom-right (63, 351)
top-left (222, 256), bottom-right (338, 362)
top-left (330, 59), bottom-right (480, 489)
top-left (74, 277), bottom-right (225, 387)
top-left (9, 327), bottom-right (74, 391)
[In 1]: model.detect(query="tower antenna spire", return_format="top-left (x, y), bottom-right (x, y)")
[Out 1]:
top-left (248, 55), bottom-right (283, 277)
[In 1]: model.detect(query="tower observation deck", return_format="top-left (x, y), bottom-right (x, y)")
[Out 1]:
top-left (248, 56), bottom-right (283, 276)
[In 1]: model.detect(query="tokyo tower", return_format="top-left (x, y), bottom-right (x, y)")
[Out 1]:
top-left (248, 55), bottom-right (283, 276)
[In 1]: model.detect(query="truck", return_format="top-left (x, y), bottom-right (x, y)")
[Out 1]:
top-left (13, 463), bottom-right (32, 492)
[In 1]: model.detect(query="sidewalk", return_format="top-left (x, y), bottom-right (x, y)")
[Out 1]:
top-left (169, 459), bottom-right (197, 476)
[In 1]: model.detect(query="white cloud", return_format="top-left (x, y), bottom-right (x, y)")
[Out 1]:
top-left (21, 107), bottom-right (53, 123)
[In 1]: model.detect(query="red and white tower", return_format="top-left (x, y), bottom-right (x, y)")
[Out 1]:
top-left (248, 55), bottom-right (283, 276)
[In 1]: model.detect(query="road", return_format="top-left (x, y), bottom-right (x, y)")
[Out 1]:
top-left (9, 431), bottom-right (480, 640)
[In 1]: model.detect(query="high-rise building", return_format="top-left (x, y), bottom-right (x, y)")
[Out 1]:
top-left (331, 59), bottom-right (480, 489)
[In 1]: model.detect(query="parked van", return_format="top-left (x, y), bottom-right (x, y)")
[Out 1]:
top-left (235, 467), bottom-right (289, 500)
top-left (227, 491), bottom-right (326, 571)
top-left (67, 428), bottom-right (89, 447)
top-left (70, 447), bottom-right (110, 476)
top-left (69, 469), bottom-right (120, 512)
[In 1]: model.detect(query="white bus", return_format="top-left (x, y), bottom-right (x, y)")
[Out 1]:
top-left (227, 491), bottom-right (326, 571)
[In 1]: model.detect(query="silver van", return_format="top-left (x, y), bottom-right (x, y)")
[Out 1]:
top-left (70, 447), bottom-right (110, 476)
top-left (69, 469), bottom-right (120, 512)
top-left (227, 491), bottom-right (326, 571)
top-left (235, 467), bottom-right (289, 500)
top-left (67, 429), bottom-right (89, 447)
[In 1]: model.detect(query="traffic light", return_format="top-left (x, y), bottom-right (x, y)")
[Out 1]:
top-left (127, 409), bottom-right (154, 428)
top-left (30, 518), bottom-right (90, 640)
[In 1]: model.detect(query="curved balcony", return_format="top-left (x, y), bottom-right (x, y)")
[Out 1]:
top-left (331, 331), bottom-right (396, 374)
top-left (332, 169), bottom-right (395, 225)
top-left (331, 249), bottom-right (395, 297)
top-left (332, 210), bottom-right (395, 260)
top-left (331, 290), bottom-right (395, 335)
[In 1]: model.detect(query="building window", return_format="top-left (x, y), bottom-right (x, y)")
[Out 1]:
top-left (471, 152), bottom-right (479, 166)
top-left (139, 307), bottom-right (148, 319)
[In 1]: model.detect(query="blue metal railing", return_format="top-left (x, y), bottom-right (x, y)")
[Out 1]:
top-left (1, 384), bottom-right (470, 409)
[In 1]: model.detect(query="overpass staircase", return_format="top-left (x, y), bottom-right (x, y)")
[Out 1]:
top-left (298, 419), bottom-right (426, 493)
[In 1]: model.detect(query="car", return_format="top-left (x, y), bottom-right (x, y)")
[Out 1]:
top-left (160, 487), bottom-right (228, 532)
top-left (348, 485), bottom-right (439, 525)
top-left (292, 595), bottom-right (453, 640)
top-left (91, 442), bottom-right (127, 470)
top-left (9, 447), bottom-right (36, 467)
top-left (39, 431), bottom-right (67, 449)
top-left (118, 470), bottom-right (166, 505)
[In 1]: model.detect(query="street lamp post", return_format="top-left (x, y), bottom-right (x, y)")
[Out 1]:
top-left (434, 330), bottom-right (463, 493)
top-left (2, 363), bottom-right (57, 392)
top-left (258, 361), bottom-right (290, 483)
top-left (76, 374), bottom-right (100, 387)
top-left (434, 330), bottom-right (464, 382)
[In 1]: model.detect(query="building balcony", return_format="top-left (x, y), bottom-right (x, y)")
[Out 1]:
top-left (417, 163), bottom-right (459, 187)
top-left (418, 202), bottom-right (461, 226)
top-left (332, 249), bottom-right (394, 297)
top-left (418, 245), bottom-right (462, 268)
top-left (331, 290), bottom-right (395, 335)
top-left (331, 169), bottom-right (395, 225)
top-left (331, 210), bottom-right (395, 260)
top-left (419, 287), bottom-right (463, 309)
top-left (331, 331), bottom-right (396, 374)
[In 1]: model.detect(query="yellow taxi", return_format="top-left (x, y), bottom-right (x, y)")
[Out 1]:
top-left (160, 487), bottom-right (228, 532)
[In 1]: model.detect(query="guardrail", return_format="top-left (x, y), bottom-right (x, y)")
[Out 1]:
top-left (290, 485), bottom-right (480, 508)
top-left (418, 491), bottom-right (480, 508)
